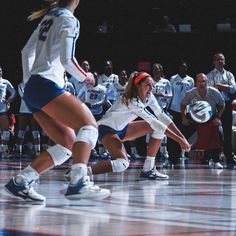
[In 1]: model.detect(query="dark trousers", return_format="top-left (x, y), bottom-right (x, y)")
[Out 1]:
top-left (167, 110), bottom-right (196, 164)
top-left (221, 102), bottom-right (234, 162)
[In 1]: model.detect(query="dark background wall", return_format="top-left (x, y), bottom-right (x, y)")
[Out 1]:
top-left (1, 0), bottom-right (236, 112)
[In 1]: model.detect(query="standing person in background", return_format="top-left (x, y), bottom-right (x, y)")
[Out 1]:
top-left (98, 60), bottom-right (118, 104)
top-left (2, 0), bottom-right (110, 202)
top-left (166, 61), bottom-right (195, 167)
top-left (68, 60), bottom-right (92, 100)
top-left (151, 63), bottom-right (172, 165)
top-left (16, 82), bottom-right (41, 156)
top-left (0, 66), bottom-right (17, 157)
top-left (87, 72), bottom-right (190, 180)
top-left (111, 70), bottom-right (128, 100)
top-left (181, 73), bottom-right (225, 168)
top-left (207, 52), bottom-right (236, 166)
top-left (63, 72), bottom-right (75, 96)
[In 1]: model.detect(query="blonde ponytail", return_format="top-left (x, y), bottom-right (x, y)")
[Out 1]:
top-left (27, 0), bottom-right (59, 21)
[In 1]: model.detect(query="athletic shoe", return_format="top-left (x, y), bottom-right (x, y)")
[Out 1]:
top-left (90, 149), bottom-right (100, 159)
top-left (215, 162), bottom-right (223, 169)
top-left (2, 177), bottom-right (45, 202)
top-left (209, 159), bottom-right (223, 169)
top-left (140, 167), bottom-right (169, 180)
top-left (65, 176), bottom-right (110, 200)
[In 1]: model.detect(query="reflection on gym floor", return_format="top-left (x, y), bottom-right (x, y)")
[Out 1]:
top-left (0, 157), bottom-right (236, 236)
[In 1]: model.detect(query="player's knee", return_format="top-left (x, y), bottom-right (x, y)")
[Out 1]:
top-left (111, 158), bottom-right (129, 172)
top-left (47, 144), bottom-right (72, 166)
top-left (75, 125), bottom-right (98, 149)
top-left (151, 131), bottom-right (164, 139)
top-left (32, 130), bottom-right (40, 139)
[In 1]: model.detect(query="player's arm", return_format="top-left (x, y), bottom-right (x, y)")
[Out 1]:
top-left (18, 83), bottom-right (24, 98)
top-left (21, 28), bottom-right (38, 84)
top-left (6, 81), bottom-right (17, 103)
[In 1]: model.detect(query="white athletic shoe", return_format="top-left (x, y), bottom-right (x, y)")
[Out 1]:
top-left (140, 167), bottom-right (169, 180)
top-left (2, 177), bottom-right (45, 202)
top-left (209, 159), bottom-right (223, 169)
top-left (65, 176), bottom-right (110, 200)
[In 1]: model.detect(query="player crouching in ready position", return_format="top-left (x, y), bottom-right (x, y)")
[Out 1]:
top-left (87, 72), bottom-right (191, 180)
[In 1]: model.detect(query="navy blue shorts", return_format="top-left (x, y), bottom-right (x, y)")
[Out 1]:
top-left (24, 75), bottom-right (65, 113)
top-left (98, 125), bottom-right (128, 142)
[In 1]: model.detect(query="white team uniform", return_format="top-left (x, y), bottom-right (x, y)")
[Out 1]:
top-left (169, 74), bottom-right (194, 112)
top-left (22, 8), bottom-right (87, 87)
top-left (98, 93), bottom-right (172, 134)
top-left (82, 84), bottom-right (107, 116)
top-left (110, 81), bottom-right (127, 100)
top-left (152, 78), bottom-right (172, 109)
top-left (18, 82), bottom-right (31, 114)
top-left (0, 78), bottom-right (16, 113)
top-left (98, 74), bottom-right (118, 102)
top-left (69, 76), bottom-right (85, 100)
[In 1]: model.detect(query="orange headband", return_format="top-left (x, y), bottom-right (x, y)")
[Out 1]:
top-left (134, 72), bottom-right (150, 85)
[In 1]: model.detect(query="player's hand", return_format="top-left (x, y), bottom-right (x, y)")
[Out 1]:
top-left (179, 138), bottom-right (191, 152)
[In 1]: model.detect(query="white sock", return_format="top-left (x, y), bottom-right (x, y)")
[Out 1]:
top-left (143, 156), bottom-right (155, 171)
top-left (15, 165), bottom-right (39, 184)
top-left (70, 163), bottom-right (87, 184)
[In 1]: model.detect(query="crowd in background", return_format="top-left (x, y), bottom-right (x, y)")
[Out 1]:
top-left (0, 53), bottom-right (236, 169)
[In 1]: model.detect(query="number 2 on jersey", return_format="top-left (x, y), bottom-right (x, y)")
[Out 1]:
top-left (39, 19), bottom-right (53, 41)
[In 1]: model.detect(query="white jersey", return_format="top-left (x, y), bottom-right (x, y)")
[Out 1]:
top-left (22, 8), bottom-right (86, 87)
top-left (64, 80), bottom-right (75, 95)
top-left (0, 78), bottom-right (16, 113)
top-left (110, 81), bottom-right (127, 100)
top-left (83, 84), bottom-right (107, 115)
top-left (18, 82), bottom-right (31, 114)
top-left (169, 74), bottom-right (194, 112)
top-left (98, 93), bottom-right (172, 134)
top-left (98, 73), bottom-right (118, 101)
top-left (69, 76), bottom-right (85, 100)
top-left (153, 78), bottom-right (172, 109)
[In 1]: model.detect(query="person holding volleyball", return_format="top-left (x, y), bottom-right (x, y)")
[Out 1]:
top-left (181, 73), bottom-right (225, 168)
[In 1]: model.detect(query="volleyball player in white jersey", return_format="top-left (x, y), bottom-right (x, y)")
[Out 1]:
top-left (151, 63), bottom-right (172, 165)
top-left (69, 60), bottom-right (93, 101)
top-left (87, 72), bottom-right (190, 180)
top-left (111, 70), bottom-right (128, 99)
top-left (152, 63), bottom-right (172, 111)
top-left (16, 82), bottom-right (41, 156)
top-left (83, 73), bottom-right (109, 121)
top-left (0, 66), bottom-right (17, 157)
top-left (2, 0), bottom-right (110, 202)
top-left (167, 61), bottom-right (195, 166)
top-left (98, 60), bottom-right (118, 104)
